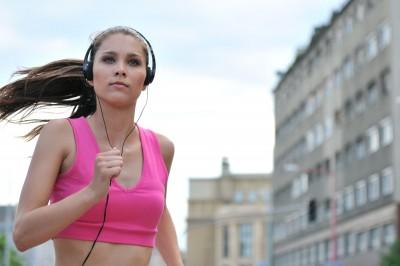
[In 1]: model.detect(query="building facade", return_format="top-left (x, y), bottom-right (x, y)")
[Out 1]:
top-left (186, 158), bottom-right (272, 266)
top-left (272, 0), bottom-right (400, 265)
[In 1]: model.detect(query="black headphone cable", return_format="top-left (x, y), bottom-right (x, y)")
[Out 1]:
top-left (81, 89), bottom-right (149, 265)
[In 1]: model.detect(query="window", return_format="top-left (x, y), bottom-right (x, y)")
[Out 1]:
top-left (345, 143), bottom-right (354, 165)
top-left (315, 123), bottom-right (324, 146)
top-left (377, 22), bottom-right (392, 49)
top-left (343, 56), bottom-right (354, 79)
top-left (223, 225), bottom-right (229, 257)
top-left (368, 174), bottom-right (380, 201)
top-left (336, 151), bottom-right (344, 169)
top-left (355, 45), bottom-right (365, 68)
top-left (306, 94), bottom-right (316, 116)
top-left (344, 186), bottom-right (354, 211)
top-left (292, 174), bottom-right (308, 199)
top-left (336, 191), bottom-right (344, 215)
top-left (335, 68), bottom-right (343, 88)
top-left (300, 173), bottom-right (309, 195)
top-left (323, 199), bottom-right (331, 220)
top-left (379, 117), bottom-right (393, 146)
top-left (310, 244), bottom-right (317, 265)
top-left (369, 227), bottom-right (381, 250)
top-left (308, 199), bottom-right (317, 223)
top-left (346, 232), bottom-right (356, 255)
top-left (356, 180), bottom-right (367, 206)
top-left (381, 68), bottom-right (392, 93)
top-left (367, 81), bottom-right (379, 103)
top-left (325, 115), bottom-right (334, 138)
top-left (325, 75), bottom-right (334, 96)
top-left (247, 191), bottom-right (257, 203)
top-left (239, 224), bottom-right (253, 257)
top-left (234, 191), bottom-right (244, 203)
top-left (336, 24), bottom-right (343, 43)
top-left (318, 241), bottom-right (325, 263)
top-left (307, 130), bottom-right (315, 151)
top-left (337, 235), bottom-right (345, 258)
top-left (262, 189), bottom-right (271, 203)
top-left (355, 137), bottom-right (366, 160)
top-left (354, 91), bottom-right (365, 114)
top-left (316, 88), bottom-right (323, 108)
top-left (366, 33), bottom-right (378, 60)
top-left (383, 224), bottom-right (395, 245)
top-left (366, 0), bottom-right (374, 10)
top-left (344, 17), bottom-right (353, 34)
top-left (356, 2), bottom-right (365, 21)
top-left (345, 99), bottom-right (354, 119)
top-left (381, 167), bottom-right (394, 196)
top-left (302, 247), bottom-right (308, 266)
top-left (325, 239), bottom-right (331, 261)
top-left (367, 126), bottom-right (379, 153)
top-left (335, 109), bottom-right (343, 125)
top-left (357, 231), bottom-right (368, 252)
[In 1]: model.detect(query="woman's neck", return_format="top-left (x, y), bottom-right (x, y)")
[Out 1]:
top-left (89, 104), bottom-right (137, 149)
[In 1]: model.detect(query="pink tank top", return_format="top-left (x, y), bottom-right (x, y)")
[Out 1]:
top-left (50, 117), bottom-right (168, 247)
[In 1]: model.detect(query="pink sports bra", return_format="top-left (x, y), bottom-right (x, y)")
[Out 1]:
top-left (50, 117), bottom-right (168, 247)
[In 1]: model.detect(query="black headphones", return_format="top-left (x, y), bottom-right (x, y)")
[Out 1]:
top-left (82, 28), bottom-right (156, 85)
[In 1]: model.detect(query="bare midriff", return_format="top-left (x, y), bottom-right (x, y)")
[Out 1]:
top-left (53, 238), bottom-right (153, 266)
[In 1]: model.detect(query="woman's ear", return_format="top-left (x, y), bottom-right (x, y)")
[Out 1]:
top-left (87, 80), bottom-right (94, 87)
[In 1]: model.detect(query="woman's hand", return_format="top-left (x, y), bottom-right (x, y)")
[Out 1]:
top-left (88, 147), bottom-right (123, 200)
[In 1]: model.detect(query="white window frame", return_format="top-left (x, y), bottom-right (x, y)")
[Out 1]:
top-left (378, 22), bottom-right (392, 50)
top-left (380, 117), bottom-right (393, 146)
top-left (347, 232), bottom-right (356, 255)
top-left (381, 167), bottom-right (394, 196)
top-left (370, 227), bottom-right (381, 250)
top-left (357, 231), bottom-right (368, 252)
top-left (239, 223), bottom-right (253, 257)
top-left (383, 224), bottom-right (395, 245)
top-left (366, 32), bottom-right (378, 60)
top-left (367, 126), bottom-right (379, 153)
top-left (356, 2), bottom-right (365, 21)
top-left (356, 180), bottom-right (367, 206)
top-left (336, 191), bottom-right (344, 215)
top-left (368, 174), bottom-right (380, 201)
top-left (344, 186), bottom-right (354, 211)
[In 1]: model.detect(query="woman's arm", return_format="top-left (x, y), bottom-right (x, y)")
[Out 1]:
top-left (156, 206), bottom-right (183, 266)
top-left (156, 133), bottom-right (183, 266)
top-left (13, 119), bottom-right (116, 252)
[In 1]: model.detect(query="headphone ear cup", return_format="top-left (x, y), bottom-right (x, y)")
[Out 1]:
top-left (144, 66), bottom-right (153, 86)
top-left (83, 61), bottom-right (93, 81)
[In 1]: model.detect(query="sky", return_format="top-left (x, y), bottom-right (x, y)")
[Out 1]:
top-left (0, 0), bottom-right (346, 251)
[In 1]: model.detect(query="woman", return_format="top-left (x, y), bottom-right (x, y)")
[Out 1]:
top-left (1, 26), bottom-right (183, 265)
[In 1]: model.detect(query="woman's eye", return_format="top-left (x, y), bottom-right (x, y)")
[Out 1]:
top-left (102, 56), bottom-right (115, 63)
top-left (128, 59), bottom-right (141, 66)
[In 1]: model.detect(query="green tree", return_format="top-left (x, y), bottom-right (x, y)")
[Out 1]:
top-left (380, 240), bottom-right (400, 266)
top-left (0, 234), bottom-right (25, 266)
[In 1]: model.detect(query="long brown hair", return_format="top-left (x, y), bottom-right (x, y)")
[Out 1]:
top-left (0, 26), bottom-right (149, 140)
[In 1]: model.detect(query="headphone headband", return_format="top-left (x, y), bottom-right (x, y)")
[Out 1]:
top-left (82, 27), bottom-right (156, 85)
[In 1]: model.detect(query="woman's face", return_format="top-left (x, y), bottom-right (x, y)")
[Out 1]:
top-left (91, 33), bottom-right (147, 108)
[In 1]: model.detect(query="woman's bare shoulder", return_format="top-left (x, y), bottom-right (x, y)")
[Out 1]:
top-left (153, 132), bottom-right (174, 172)
top-left (38, 118), bottom-right (74, 157)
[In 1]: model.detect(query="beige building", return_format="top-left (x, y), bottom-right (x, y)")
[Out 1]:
top-left (186, 158), bottom-right (272, 266)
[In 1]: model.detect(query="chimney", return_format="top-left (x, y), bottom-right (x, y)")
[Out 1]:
top-left (222, 157), bottom-right (230, 176)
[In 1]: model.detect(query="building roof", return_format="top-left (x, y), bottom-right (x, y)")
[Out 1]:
top-left (273, 0), bottom-right (353, 93)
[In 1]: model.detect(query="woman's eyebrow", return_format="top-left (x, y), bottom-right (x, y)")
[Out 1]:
top-left (100, 50), bottom-right (142, 58)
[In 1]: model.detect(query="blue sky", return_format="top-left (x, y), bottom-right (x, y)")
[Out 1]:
top-left (0, 0), bottom-right (346, 250)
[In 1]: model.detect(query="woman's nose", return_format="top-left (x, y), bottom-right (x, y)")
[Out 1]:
top-left (114, 62), bottom-right (126, 76)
